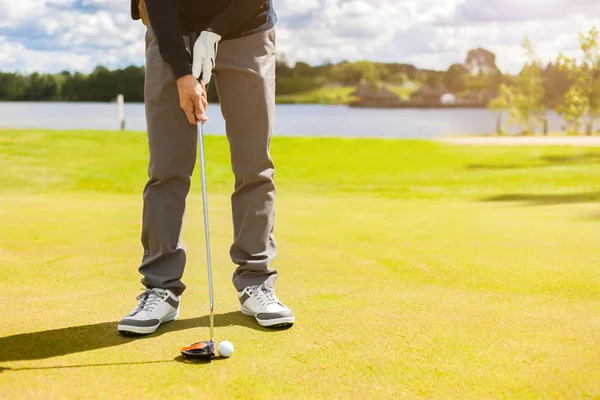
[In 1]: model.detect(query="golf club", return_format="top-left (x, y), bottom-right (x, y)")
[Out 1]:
top-left (181, 32), bottom-right (216, 360)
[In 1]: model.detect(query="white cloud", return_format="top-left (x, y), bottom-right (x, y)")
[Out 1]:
top-left (0, 37), bottom-right (25, 64)
top-left (0, 0), bottom-right (599, 74)
top-left (276, 0), bottom-right (600, 72)
top-left (0, 0), bottom-right (144, 73)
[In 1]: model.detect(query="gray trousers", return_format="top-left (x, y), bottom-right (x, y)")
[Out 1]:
top-left (139, 27), bottom-right (278, 295)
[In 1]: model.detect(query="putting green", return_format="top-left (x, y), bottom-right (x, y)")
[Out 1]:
top-left (0, 129), bottom-right (599, 399)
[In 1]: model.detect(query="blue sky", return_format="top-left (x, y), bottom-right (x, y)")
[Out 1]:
top-left (0, 0), bottom-right (599, 74)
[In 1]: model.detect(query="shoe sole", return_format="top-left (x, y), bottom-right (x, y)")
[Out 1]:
top-left (117, 310), bottom-right (180, 336)
top-left (240, 306), bottom-right (295, 328)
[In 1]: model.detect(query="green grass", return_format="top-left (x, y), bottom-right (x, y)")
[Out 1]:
top-left (388, 84), bottom-right (419, 100)
top-left (1, 129), bottom-right (600, 399)
top-left (277, 86), bottom-right (357, 104)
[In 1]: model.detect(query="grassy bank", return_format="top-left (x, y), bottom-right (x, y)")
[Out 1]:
top-left (276, 85), bottom-right (417, 104)
top-left (0, 129), bottom-right (599, 399)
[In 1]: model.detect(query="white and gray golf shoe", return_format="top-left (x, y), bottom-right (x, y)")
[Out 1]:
top-left (239, 285), bottom-right (295, 328)
top-left (118, 288), bottom-right (180, 335)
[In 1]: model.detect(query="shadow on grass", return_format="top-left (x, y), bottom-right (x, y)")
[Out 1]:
top-left (542, 153), bottom-right (600, 164)
top-left (0, 311), bottom-right (279, 364)
top-left (483, 191), bottom-right (600, 205)
top-left (0, 360), bottom-right (174, 372)
top-left (173, 355), bottom-right (229, 365)
top-left (0, 356), bottom-right (230, 372)
top-left (581, 212), bottom-right (600, 220)
top-left (467, 152), bottom-right (600, 170)
top-left (466, 163), bottom-right (526, 170)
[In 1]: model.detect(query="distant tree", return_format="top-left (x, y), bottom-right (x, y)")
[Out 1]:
top-left (464, 48), bottom-right (503, 89)
top-left (375, 63), bottom-right (391, 82)
top-left (61, 72), bottom-right (87, 101)
top-left (488, 37), bottom-right (546, 135)
top-left (54, 71), bottom-right (72, 99)
top-left (330, 61), bottom-right (381, 87)
top-left (558, 27), bottom-right (600, 135)
top-left (312, 62), bottom-right (332, 80)
top-left (516, 37), bottom-right (546, 134)
top-left (294, 62), bottom-right (315, 78)
top-left (24, 73), bottom-right (59, 100)
top-left (413, 71), bottom-right (428, 85)
top-left (488, 83), bottom-right (515, 135)
top-left (85, 66), bottom-right (111, 101)
top-left (384, 63), bottom-right (418, 80)
top-left (358, 61), bottom-right (381, 88)
top-left (426, 71), bottom-right (442, 88)
top-left (276, 54), bottom-right (294, 78)
top-left (465, 48), bottom-right (501, 76)
top-left (118, 65), bottom-right (145, 102)
top-left (329, 61), bottom-right (350, 83)
top-left (444, 63), bottom-right (467, 92)
top-left (388, 72), bottom-right (408, 84)
top-left (0, 72), bottom-right (28, 100)
top-left (276, 76), bottom-right (326, 95)
top-left (542, 62), bottom-right (572, 108)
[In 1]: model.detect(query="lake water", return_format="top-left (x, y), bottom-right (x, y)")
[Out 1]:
top-left (0, 101), bottom-right (568, 138)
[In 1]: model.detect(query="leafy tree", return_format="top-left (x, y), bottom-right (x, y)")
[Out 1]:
top-left (426, 71), bottom-right (442, 88)
top-left (118, 66), bottom-right (145, 102)
top-left (275, 57), bottom-right (294, 78)
top-left (488, 84), bottom-right (515, 135)
top-left (464, 48), bottom-right (503, 89)
top-left (0, 72), bottom-right (28, 100)
top-left (61, 72), bottom-right (87, 101)
top-left (444, 64), bottom-right (467, 92)
top-left (516, 37), bottom-right (546, 134)
top-left (388, 72), bottom-right (408, 84)
top-left (330, 61), bottom-right (381, 87)
top-left (294, 61), bottom-right (320, 78)
top-left (542, 62), bottom-right (572, 108)
top-left (276, 76), bottom-right (326, 95)
top-left (558, 27), bottom-right (600, 135)
top-left (465, 48), bottom-right (501, 76)
top-left (384, 63), bottom-right (418, 80)
top-left (23, 73), bottom-right (60, 100)
top-left (488, 37), bottom-right (545, 135)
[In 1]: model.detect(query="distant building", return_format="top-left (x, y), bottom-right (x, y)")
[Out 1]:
top-left (410, 86), bottom-right (448, 103)
top-left (350, 80), bottom-right (402, 107)
top-left (350, 81), bottom-right (492, 108)
top-left (441, 93), bottom-right (457, 105)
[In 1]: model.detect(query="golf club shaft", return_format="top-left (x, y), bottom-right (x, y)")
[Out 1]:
top-left (189, 30), bottom-right (215, 344)
top-left (198, 121), bottom-right (215, 342)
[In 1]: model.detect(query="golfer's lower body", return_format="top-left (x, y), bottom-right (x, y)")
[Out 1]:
top-left (118, 27), bottom-right (294, 335)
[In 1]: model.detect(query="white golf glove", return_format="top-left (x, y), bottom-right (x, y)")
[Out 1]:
top-left (192, 31), bottom-right (222, 85)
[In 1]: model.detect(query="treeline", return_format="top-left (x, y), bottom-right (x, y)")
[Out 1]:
top-left (0, 66), bottom-right (145, 102)
top-left (275, 60), bottom-right (420, 92)
top-left (0, 48), bottom-right (571, 109)
top-left (275, 51), bottom-right (506, 96)
top-left (0, 61), bottom-right (426, 102)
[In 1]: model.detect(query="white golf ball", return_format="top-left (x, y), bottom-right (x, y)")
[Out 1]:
top-left (218, 341), bottom-right (234, 358)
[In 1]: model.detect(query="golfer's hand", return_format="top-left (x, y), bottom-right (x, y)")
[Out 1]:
top-left (191, 30), bottom-right (221, 85)
top-left (176, 75), bottom-right (208, 125)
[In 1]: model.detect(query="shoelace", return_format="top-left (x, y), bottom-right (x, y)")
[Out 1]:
top-left (132, 288), bottom-right (164, 314)
top-left (253, 285), bottom-right (278, 307)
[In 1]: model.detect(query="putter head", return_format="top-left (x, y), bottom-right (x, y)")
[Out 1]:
top-left (181, 340), bottom-right (215, 359)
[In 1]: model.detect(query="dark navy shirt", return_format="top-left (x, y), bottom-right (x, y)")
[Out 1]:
top-left (132, 0), bottom-right (276, 79)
